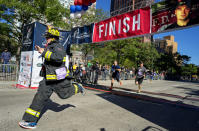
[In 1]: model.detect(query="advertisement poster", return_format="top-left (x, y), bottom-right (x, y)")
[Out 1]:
top-left (17, 51), bottom-right (33, 88)
top-left (152, 0), bottom-right (199, 33)
top-left (92, 7), bottom-right (151, 43)
top-left (30, 51), bottom-right (43, 89)
top-left (71, 24), bottom-right (94, 44)
top-left (21, 23), bottom-right (34, 51)
top-left (34, 22), bottom-right (72, 51)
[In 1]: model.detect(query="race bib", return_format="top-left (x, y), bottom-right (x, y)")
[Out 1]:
top-left (138, 71), bottom-right (143, 76)
top-left (55, 67), bottom-right (67, 80)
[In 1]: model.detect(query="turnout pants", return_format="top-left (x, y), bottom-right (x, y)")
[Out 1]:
top-left (22, 78), bottom-right (77, 122)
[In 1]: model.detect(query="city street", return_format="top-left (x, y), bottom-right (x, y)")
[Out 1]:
top-left (1, 0), bottom-right (199, 131)
top-left (0, 80), bottom-right (199, 131)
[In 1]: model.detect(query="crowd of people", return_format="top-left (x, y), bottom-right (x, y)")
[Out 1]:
top-left (69, 60), bottom-right (166, 87)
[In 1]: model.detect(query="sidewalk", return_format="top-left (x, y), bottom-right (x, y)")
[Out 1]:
top-left (86, 80), bottom-right (199, 109)
top-left (0, 81), bottom-right (17, 89)
top-left (1, 80), bottom-right (199, 110)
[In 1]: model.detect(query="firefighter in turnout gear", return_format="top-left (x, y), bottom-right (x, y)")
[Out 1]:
top-left (19, 25), bottom-right (85, 129)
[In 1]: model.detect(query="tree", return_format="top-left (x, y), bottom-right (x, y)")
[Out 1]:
top-left (0, 0), bottom-right (68, 59)
top-left (0, 22), bottom-right (18, 56)
top-left (92, 37), bottom-right (160, 69)
top-left (181, 64), bottom-right (198, 80)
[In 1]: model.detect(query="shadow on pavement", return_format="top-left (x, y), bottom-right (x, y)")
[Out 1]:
top-left (172, 86), bottom-right (199, 96)
top-left (97, 93), bottom-right (199, 131)
top-left (83, 83), bottom-right (109, 91)
top-left (100, 128), bottom-right (106, 131)
top-left (142, 126), bottom-right (163, 131)
top-left (84, 83), bottom-right (199, 106)
top-left (83, 83), bottom-right (199, 130)
top-left (37, 99), bottom-right (76, 122)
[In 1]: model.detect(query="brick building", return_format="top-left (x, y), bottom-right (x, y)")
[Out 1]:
top-left (153, 35), bottom-right (178, 54)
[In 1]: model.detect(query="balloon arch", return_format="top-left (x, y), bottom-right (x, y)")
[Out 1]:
top-left (70, 0), bottom-right (96, 19)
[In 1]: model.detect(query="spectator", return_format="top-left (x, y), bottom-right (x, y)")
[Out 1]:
top-left (72, 63), bottom-right (78, 75)
top-left (69, 59), bottom-right (73, 73)
top-left (87, 60), bottom-right (92, 68)
top-left (101, 65), bottom-right (106, 80)
top-left (91, 62), bottom-right (100, 85)
top-left (120, 66), bottom-right (125, 80)
top-left (1, 48), bottom-right (11, 73)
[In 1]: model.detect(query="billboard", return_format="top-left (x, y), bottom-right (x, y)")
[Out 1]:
top-left (152, 0), bottom-right (199, 33)
top-left (70, 24), bottom-right (94, 44)
top-left (21, 23), bottom-right (34, 51)
top-left (34, 22), bottom-right (71, 50)
top-left (17, 51), bottom-right (33, 88)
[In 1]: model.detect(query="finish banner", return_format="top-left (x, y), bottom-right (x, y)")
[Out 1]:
top-left (152, 0), bottom-right (199, 33)
top-left (92, 7), bottom-right (151, 43)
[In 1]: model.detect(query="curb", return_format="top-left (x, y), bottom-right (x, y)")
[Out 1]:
top-left (84, 85), bottom-right (199, 112)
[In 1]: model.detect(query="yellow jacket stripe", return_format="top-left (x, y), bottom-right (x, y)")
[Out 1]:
top-left (46, 69), bottom-right (70, 80)
top-left (25, 108), bottom-right (40, 118)
top-left (45, 52), bottom-right (66, 62)
top-left (46, 75), bottom-right (57, 80)
top-left (48, 52), bottom-right (52, 60)
top-left (44, 51), bottom-right (52, 61)
top-left (63, 57), bottom-right (66, 62)
top-left (45, 51), bottom-right (50, 60)
top-left (73, 84), bottom-right (78, 94)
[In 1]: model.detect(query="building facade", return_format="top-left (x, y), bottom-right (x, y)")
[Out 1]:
top-left (110, 0), bottom-right (154, 17)
top-left (153, 35), bottom-right (178, 54)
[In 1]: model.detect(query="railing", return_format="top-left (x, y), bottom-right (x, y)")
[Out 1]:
top-left (0, 64), bottom-right (19, 81)
top-left (110, 0), bottom-right (154, 17)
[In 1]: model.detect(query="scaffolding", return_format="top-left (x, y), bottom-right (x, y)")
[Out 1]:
top-left (110, 0), bottom-right (154, 17)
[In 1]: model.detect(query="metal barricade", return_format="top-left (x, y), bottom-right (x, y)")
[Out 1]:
top-left (0, 64), bottom-right (19, 81)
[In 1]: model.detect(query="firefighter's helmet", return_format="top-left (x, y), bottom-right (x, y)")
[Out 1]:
top-left (44, 25), bottom-right (60, 39)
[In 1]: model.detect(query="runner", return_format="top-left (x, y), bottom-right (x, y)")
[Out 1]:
top-left (135, 62), bottom-right (146, 93)
top-left (110, 60), bottom-right (122, 90)
top-left (18, 25), bottom-right (85, 129)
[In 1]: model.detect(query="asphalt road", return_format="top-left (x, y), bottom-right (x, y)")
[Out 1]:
top-left (0, 80), bottom-right (199, 131)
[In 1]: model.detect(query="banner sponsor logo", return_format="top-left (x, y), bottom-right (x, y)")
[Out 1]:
top-left (92, 7), bottom-right (151, 43)
top-left (71, 24), bottom-right (94, 44)
top-left (22, 23), bottom-right (34, 51)
top-left (17, 51), bottom-right (33, 88)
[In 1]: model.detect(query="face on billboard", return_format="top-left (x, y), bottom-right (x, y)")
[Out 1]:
top-left (175, 5), bottom-right (190, 21)
top-left (152, 0), bottom-right (199, 33)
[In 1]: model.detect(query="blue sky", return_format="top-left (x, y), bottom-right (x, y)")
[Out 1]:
top-left (96, 0), bottom-right (111, 16)
top-left (153, 26), bottom-right (199, 65)
top-left (96, 0), bottom-right (199, 65)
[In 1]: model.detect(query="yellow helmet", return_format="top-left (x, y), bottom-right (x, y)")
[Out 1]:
top-left (44, 25), bottom-right (60, 38)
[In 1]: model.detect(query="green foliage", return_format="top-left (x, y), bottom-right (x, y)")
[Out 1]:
top-left (181, 64), bottom-right (198, 76)
top-left (0, 0), bottom-right (68, 58)
top-left (197, 67), bottom-right (199, 76)
top-left (0, 22), bottom-right (17, 55)
top-left (92, 38), bottom-right (160, 69)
